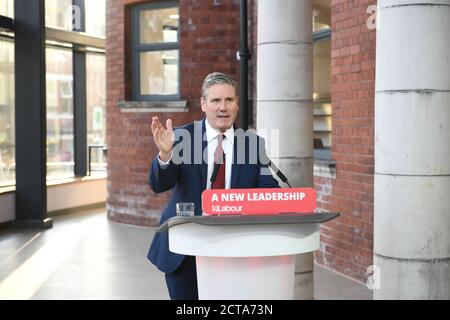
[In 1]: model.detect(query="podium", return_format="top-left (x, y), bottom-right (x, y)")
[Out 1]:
top-left (157, 213), bottom-right (339, 300)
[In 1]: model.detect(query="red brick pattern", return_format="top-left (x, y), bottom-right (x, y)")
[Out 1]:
top-left (314, 0), bottom-right (376, 283)
top-left (106, 0), bottom-right (240, 226)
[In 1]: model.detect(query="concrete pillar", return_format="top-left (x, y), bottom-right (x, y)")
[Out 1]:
top-left (257, 0), bottom-right (314, 299)
top-left (374, 0), bottom-right (450, 299)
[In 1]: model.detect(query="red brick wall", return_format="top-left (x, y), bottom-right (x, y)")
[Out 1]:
top-left (106, 0), bottom-right (240, 226)
top-left (314, 0), bottom-right (376, 283)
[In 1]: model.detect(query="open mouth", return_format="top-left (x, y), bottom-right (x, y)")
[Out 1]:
top-left (217, 115), bottom-right (230, 119)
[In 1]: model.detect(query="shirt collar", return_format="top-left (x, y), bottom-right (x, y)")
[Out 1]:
top-left (205, 118), bottom-right (234, 143)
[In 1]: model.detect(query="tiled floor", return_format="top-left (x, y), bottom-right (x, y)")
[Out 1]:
top-left (0, 210), bottom-right (372, 300)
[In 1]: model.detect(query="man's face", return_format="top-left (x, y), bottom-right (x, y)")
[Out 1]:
top-left (201, 84), bottom-right (239, 133)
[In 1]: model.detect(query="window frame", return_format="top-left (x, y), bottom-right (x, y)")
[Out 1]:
top-left (131, 1), bottom-right (180, 102)
top-left (0, 15), bottom-right (14, 31)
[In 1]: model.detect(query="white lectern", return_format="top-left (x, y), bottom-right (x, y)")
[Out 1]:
top-left (157, 213), bottom-right (339, 300)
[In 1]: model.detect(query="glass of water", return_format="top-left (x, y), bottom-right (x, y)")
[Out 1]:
top-left (176, 202), bottom-right (195, 217)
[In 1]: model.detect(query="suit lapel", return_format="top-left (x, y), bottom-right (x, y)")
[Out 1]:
top-left (196, 119), bottom-right (208, 190)
top-left (231, 135), bottom-right (241, 189)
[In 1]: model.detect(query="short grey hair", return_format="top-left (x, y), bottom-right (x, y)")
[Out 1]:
top-left (202, 72), bottom-right (237, 99)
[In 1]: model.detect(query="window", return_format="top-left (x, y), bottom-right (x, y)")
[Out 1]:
top-left (0, 38), bottom-right (14, 187)
top-left (46, 47), bottom-right (74, 180)
top-left (44, 0), bottom-right (106, 179)
top-left (2, 0), bottom-right (106, 188)
top-left (132, 1), bottom-right (180, 101)
top-left (313, 2), bottom-right (331, 160)
top-left (0, 0), bottom-right (14, 18)
top-left (86, 53), bottom-right (106, 173)
top-left (45, 0), bottom-right (73, 31)
top-left (85, 0), bottom-right (106, 37)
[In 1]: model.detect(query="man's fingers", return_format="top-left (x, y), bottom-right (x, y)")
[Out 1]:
top-left (153, 127), bottom-right (161, 142)
top-left (152, 116), bottom-right (163, 128)
top-left (166, 119), bottom-right (176, 142)
top-left (151, 116), bottom-right (161, 134)
top-left (166, 119), bottom-right (173, 132)
top-left (152, 117), bottom-right (174, 153)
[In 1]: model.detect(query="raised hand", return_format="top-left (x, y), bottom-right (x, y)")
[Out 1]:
top-left (151, 116), bottom-right (174, 162)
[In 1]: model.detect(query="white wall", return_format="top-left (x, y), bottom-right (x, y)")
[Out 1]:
top-left (0, 192), bottom-right (15, 224)
top-left (47, 178), bottom-right (106, 212)
top-left (0, 178), bottom-right (106, 224)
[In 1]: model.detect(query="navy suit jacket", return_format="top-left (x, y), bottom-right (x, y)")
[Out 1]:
top-left (147, 119), bottom-right (280, 274)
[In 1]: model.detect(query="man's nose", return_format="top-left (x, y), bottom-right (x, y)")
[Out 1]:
top-left (218, 101), bottom-right (227, 111)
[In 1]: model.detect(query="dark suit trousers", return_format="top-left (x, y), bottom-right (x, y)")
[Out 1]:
top-left (165, 255), bottom-right (198, 300)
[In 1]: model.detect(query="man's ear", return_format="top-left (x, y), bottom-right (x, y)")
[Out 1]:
top-left (200, 97), bottom-right (206, 112)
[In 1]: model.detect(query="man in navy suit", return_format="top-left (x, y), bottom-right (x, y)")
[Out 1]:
top-left (148, 72), bottom-right (280, 300)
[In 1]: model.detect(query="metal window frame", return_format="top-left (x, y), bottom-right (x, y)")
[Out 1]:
top-left (72, 0), bottom-right (88, 177)
top-left (73, 45), bottom-right (88, 177)
top-left (313, 28), bottom-right (331, 42)
top-left (14, 0), bottom-right (52, 228)
top-left (0, 15), bottom-right (14, 31)
top-left (131, 1), bottom-right (181, 101)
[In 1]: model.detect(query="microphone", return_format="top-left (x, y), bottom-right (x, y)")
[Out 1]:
top-left (267, 160), bottom-right (292, 188)
top-left (260, 151), bottom-right (292, 188)
top-left (210, 163), bottom-right (221, 185)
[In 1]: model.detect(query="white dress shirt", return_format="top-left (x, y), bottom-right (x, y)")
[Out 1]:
top-left (204, 119), bottom-right (234, 190)
top-left (157, 119), bottom-right (234, 190)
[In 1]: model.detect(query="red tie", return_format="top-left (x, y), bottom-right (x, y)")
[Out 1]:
top-left (212, 134), bottom-right (226, 189)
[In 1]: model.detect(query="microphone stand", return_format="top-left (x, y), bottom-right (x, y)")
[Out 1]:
top-left (267, 160), bottom-right (292, 188)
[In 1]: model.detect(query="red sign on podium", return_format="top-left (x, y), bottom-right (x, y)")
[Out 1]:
top-left (201, 188), bottom-right (316, 215)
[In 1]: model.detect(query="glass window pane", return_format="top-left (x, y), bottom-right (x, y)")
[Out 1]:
top-left (140, 50), bottom-right (179, 95)
top-left (0, 0), bottom-right (14, 18)
top-left (0, 38), bottom-right (14, 187)
top-left (139, 7), bottom-right (179, 44)
top-left (86, 53), bottom-right (106, 174)
top-left (45, 0), bottom-right (73, 31)
top-left (46, 47), bottom-right (74, 180)
top-left (314, 40), bottom-right (331, 99)
top-left (85, 0), bottom-right (106, 37)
